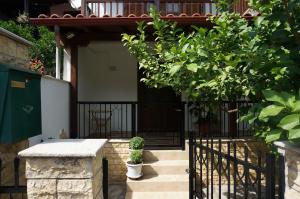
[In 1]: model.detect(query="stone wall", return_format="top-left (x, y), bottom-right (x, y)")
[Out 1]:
top-left (19, 139), bottom-right (107, 199)
top-left (0, 140), bottom-right (28, 199)
top-left (103, 139), bottom-right (129, 183)
top-left (0, 28), bottom-right (31, 66)
top-left (275, 141), bottom-right (300, 198)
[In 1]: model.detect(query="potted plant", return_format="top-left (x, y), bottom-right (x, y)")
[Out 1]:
top-left (129, 136), bottom-right (144, 156)
top-left (190, 103), bottom-right (219, 136)
top-left (126, 150), bottom-right (143, 179)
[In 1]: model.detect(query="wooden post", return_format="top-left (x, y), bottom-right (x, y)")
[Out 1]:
top-left (70, 45), bottom-right (78, 138)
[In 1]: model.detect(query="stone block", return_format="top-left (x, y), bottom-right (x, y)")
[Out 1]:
top-left (27, 179), bottom-right (57, 199)
top-left (57, 179), bottom-right (93, 197)
top-left (26, 157), bottom-right (94, 179)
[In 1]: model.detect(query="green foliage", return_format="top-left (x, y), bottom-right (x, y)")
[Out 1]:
top-left (0, 20), bottom-right (55, 74)
top-left (122, 7), bottom-right (298, 103)
top-left (129, 136), bottom-right (145, 150)
top-left (129, 150), bottom-right (143, 164)
top-left (122, 1), bottom-right (300, 145)
top-left (242, 90), bottom-right (300, 144)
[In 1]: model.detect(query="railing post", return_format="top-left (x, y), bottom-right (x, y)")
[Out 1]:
top-left (278, 155), bottom-right (285, 199)
top-left (265, 153), bottom-right (276, 199)
top-left (81, 0), bottom-right (87, 15)
top-left (228, 102), bottom-right (237, 138)
top-left (131, 103), bottom-right (136, 137)
top-left (188, 130), bottom-right (194, 199)
top-left (102, 158), bottom-right (108, 199)
top-left (181, 102), bottom-right (185, 150)
top-left (154, 0), bottom-right (160, 11)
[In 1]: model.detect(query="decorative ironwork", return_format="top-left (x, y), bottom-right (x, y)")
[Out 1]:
top-left (189, 132), bottom-right (286, 199)
top-left (0, 157), bottom-right (27, 198)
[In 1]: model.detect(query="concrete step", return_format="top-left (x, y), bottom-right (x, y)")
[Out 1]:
top-left (143, 150), bottom-right (188, 161)
top-left (125, 191), bottom-right (188, 199)
top-left (143, 160), bottom-right (188, 175)
top-left (127, 174), bottom-right (189, 192)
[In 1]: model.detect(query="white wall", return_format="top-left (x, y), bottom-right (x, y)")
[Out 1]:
top-left (63, 48), bottom-right (71, 82)
top-left (78, 41), bottom-right (137, 102)
top-left (41, 76), bottom-right (70, 140)
top-left (78, 42), bottom-right (137, 134)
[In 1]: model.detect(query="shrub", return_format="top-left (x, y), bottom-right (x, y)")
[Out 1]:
top-left (130, 150), bottom-right (143, 164)
top-left (129, 137), bottom-right (144, 150)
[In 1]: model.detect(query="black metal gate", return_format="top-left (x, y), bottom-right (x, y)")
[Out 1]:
top-left (189, 132), bottom-right (285, 199)
top-left (0, 157), bottom-right (27, 198)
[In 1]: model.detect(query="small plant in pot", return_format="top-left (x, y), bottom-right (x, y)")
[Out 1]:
top-left (126, 150), bottom-right (143, 179)
top-left (129, 136), bottom-right (144, 156)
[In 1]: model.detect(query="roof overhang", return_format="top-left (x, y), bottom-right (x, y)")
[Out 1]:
top-left (30, 16), bottom-right (253, 46)
top-left (30, 16), bottom-right (212, 26)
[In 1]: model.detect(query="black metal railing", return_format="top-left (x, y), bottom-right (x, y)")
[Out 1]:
top-left (186, 100), bottom-right (253, 139)
top-left (189, 135), bottom-right (285, 199)
top-left (77, 101), bottom-right (185, 149)
top-left (77, 100), bottom-right (253, 149)
top-left (0, 157), bottom-right (27, 198)
top-left (78, 101), bottom-right (137, 139)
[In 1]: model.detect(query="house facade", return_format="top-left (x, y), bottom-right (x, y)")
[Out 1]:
top-left (29, 0), bottom-right (252, 149)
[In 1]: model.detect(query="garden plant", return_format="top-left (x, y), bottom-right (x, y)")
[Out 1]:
top-left (122, 0), bottom-right (300, 146)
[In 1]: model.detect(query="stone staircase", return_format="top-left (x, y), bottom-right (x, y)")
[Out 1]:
top-left (125, 150), bottom-right (189, 199)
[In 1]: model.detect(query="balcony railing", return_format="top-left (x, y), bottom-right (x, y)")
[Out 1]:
top-left (81, 0), bottom-right (249, 17)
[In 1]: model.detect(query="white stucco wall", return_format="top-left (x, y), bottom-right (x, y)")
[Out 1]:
top-left (77, 42), bottom-right (137, 134)
top-left (78, 41), bottom-right (137, 102)
top-left (41, 76), bottom-right (70, 140)
top-left (63, 48), bottom-right (71, 82)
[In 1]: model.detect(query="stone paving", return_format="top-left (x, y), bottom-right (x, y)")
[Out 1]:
top-left (109, 183), bottom-right (126, 199)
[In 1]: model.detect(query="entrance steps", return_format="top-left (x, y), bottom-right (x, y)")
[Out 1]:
top-left (125, 150), bottom-right (189, 199)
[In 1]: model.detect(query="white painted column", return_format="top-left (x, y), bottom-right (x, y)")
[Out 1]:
top-left (56, 46), bottom-right (61, 79)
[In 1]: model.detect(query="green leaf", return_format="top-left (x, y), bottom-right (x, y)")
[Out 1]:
top-left (169, 64), bottom-right (181, 75)
top-left (292, 101), bottom-right (300, 112)
top-left (187, 63), bottom-right (199, 73)
top-left (265, 129), bottom-right (282, 143)
top-left (262, 90), bottom-right (286, 106)
top-left (277, 114), bottom-right (300, 130)
top-left (255, 16), bottom-right (265, 27)
top-left (289, 128), bottom-right (300, 140)
top-left (258, 105), bottom-right (285, 120)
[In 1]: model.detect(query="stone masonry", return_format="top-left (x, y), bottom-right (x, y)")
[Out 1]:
top-left (19, 139), bottom-right (107, 199)
top-left (0, 27), bottom-right (32, 66)
top-left (275, 141), bottom-right (300, 199)
top-left (103, 139), bottom-right (129, 183)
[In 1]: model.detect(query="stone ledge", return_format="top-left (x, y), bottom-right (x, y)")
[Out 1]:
top-left (275, 141), bottom-right (300, 154)
top-left (19, 139), bottom-right (107, 158)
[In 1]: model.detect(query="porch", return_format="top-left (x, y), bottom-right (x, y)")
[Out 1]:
top-left (75, 41), bottom-right (252, 149)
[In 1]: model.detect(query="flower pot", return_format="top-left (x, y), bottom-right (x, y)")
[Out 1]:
top-left (126, 161), bottom-right (143, 179)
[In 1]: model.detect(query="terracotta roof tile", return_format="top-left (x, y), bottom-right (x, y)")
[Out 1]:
top-left (50, 14), bottom-right (60, 18)
top-left (63, 14), bottom-right (72, 18)
top-left (76, 14), bottom-right (84, 18)
top-left (38, 14), bottom-right (49, 18)
top-left (128, 14), bottom-right (137, 18)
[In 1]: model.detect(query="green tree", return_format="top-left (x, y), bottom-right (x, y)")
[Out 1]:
top-left (122, 1), bottom-right (300, 144)
top-left (0, 20), bottom-right (55, 74)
